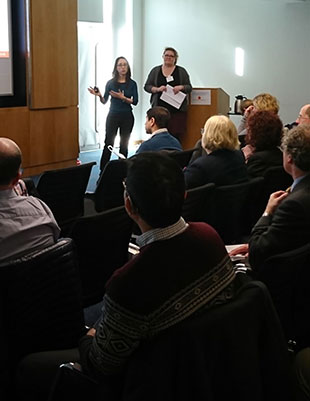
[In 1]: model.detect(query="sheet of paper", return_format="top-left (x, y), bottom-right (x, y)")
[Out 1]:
top-left (190, 89), bottom-right (211, 105)
top-left (160, 84), bottom-right (186, 109)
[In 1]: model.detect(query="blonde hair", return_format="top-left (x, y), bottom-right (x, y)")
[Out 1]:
top-left (253, 93), bottom-right (279, 114)
top-left (202, 115), bottom-right (239, 152)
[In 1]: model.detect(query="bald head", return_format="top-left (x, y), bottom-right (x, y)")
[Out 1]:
top-left (296, 104), bottom-right (310, 125)
top-left (0, 137), bottom-right (22, 186)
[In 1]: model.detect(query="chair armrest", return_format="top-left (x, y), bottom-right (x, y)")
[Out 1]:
top-left (48, 362), bottom-right (98, 401)
top-left (84, 192), bottom-right (95, 200)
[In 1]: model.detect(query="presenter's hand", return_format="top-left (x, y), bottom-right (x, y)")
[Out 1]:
top-left (109, 90), bottom-right (125, 100)
top-left (88, 86), bottom-right (101, 97)
top-left (157, 85), bottom-right (166, 93)
top-left (173, 85), bottom-right (184, 94)
top-left (264, 190), bottom-right (288, 215)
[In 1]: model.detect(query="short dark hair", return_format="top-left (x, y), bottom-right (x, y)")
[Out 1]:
top-left (281, 125), bottom-right (310, 172)
top-left (163, 47), bottom-right (179, 65)
top-left (146, 107), bottom-right (171, 129)
top-left (246, 110), bottom-right (283, 151)
top-left (0, 138), bottom-right (22, 185)
top-left (125, 152), bottom-right (185, 228)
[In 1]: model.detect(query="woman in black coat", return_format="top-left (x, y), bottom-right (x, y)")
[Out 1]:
top-left (184, 115), bottom-right (248, 189)
top-left (243, 110), bottom-right (283, 178)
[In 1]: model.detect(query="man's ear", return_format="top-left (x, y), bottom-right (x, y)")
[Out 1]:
top-left (287, 153), bottom-right (293, 165)
top-left (124, 194), bottom-right (138, 219)
top-left (11, 171), bottom-right (22, 186)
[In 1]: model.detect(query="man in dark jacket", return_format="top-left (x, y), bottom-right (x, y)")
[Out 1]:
top-left (231, 125), bottom-right (310, 270)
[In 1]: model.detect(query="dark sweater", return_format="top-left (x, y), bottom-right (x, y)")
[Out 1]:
top-left (103, 78), bottom-right (138, 113)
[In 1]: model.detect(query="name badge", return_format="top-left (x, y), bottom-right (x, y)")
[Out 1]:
top-left (166, 75), bottom-right (174, 83)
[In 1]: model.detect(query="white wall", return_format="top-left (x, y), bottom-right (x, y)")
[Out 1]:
top-left (134, 0), bottom-right (310, 139)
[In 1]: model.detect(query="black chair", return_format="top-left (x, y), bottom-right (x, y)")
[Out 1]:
top-left (36, 162), bottom-right (96, 231)
top-left (251, 166), bottom-right (293, 224)
top-left (256, 242), bottom-right (310, 352)
top-left (47, 280), bottom-right (292, 401)
top-left (165, 147), bottom-right (198, 169)
top-left (85, 159), bottom-right (127, 213)
top-left (182, 183), bottom-right (215, 223)
top-left (0, 238), bottom-right (85, 400)
top-left (212, 180), bottom-right (252, 244)
top-left (69, 206), bottom-right (133, 307)
top-left (241, 176), bottom-right (265, 237)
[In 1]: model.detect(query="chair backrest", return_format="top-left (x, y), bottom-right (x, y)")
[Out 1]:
top-left (241, 176), bottom-right (265, 236)
top-left (36, 162), bottom-right (96, 227)
top-left (182, 183), bottom-right (215, 223)
top-left (121, 280), bottom-right (291, 401)
top-left (256, 242), bottom-right (310, 351)
top-left (69, 206), bottom-right (133, 307)
top-left (0, 238), bottom-right (85, 364)
top-left (93, 159), bottom-right (128, 212)
top-left (212, 180), bottom-right (251, 244)
top-left (263, 165), bottom-right (293, 194)
top-left (251, 166), bottom-right (293, 223)
top-left (165, 148), bottom-right (198, 169)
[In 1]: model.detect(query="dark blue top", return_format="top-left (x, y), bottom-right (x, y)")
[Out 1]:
top-left (136, 131), bottom-right (182, 154)
top-left (103, 78), bottom-right (138, 114)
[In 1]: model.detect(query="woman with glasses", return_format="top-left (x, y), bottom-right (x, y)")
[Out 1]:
top-left (144, 47), bottom-right (192, 140)
top-left (88, 57), bottom-right (138, 173)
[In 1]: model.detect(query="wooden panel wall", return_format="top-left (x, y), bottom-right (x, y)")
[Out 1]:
top-left (0, 0), bottom-right (79, 177)
top-left (0, 108), bottom-right (30, 165)
top-left (28, 107), bottom-right (78, 165)
top-left (29, 0), bottom-right (78, 109)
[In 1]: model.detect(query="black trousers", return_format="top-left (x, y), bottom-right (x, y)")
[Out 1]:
top-left (100, 111), bottom-right (134, 172)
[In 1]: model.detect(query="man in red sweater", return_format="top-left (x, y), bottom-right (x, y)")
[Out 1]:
top-left (79, 152), bottom-right (236, 379)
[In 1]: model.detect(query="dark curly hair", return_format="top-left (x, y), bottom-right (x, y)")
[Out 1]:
top-left (246, 110), bottom-right (283, 151)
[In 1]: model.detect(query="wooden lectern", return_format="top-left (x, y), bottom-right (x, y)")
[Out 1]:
top-left (180, 88), bottom-right (230, 150)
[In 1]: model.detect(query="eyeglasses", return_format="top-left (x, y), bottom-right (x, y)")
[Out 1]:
top-left (117, 63), bottom-right (128, 67)
top-left (163, 54), bottom-right (175, 58)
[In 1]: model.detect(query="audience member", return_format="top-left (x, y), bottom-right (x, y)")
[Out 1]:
top-left (238, 93), bottom-right (279, 145)
top-left (184, 115), bottom-right (248, 189)
top-left (79, 152), bottom-right (237, 379)
top-left (136, 106), bottom-right (182, 153)
top-left (230, 125), bottom-right (310, 270)
top-left (284, 104), bottom-right (310, 131)
top-left (240, 98), bottom-right (253, 115)
top-left (243, 110), bottom-right (283, 176)
top-left (0, 137), bottom-right (60, 262)
top-left (296, 104), bottom-right (310, 126)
